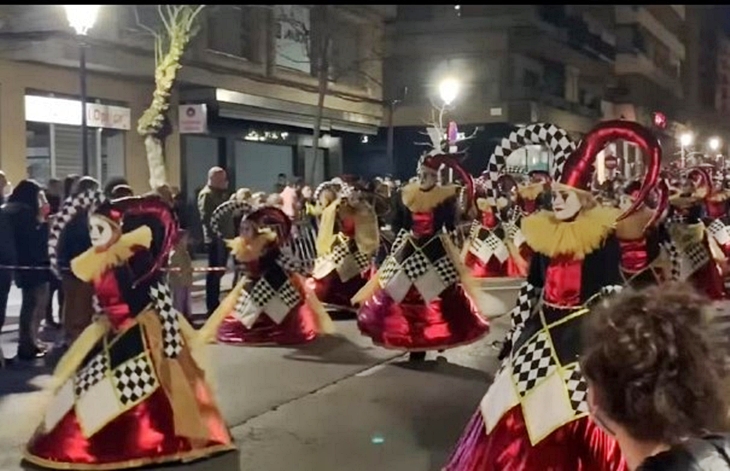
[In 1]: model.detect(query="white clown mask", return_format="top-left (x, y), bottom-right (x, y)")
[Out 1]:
top-left (417, 167), bottom-right (438, 191)
top-left (89, 214), bottom-right (121, 249)
top-left (551, 187), bottom-right (582, 221)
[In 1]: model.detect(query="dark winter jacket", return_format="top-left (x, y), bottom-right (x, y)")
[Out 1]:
top-left (2, 202), bottom-right (49, 288)
top-left (638, 435), bottom-right (730, 470)
top-left (57, 213), bottom-right (92, 277)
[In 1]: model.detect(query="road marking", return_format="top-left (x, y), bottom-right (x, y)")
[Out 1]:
top-left (356, 363), bottom-right (390, 377)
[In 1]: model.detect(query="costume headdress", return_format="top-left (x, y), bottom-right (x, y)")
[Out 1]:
top-left (418, 153), bottom-right (475, 209)
top-left (210, 199), bottom-right (254, 239)
top-left (481, 122), bottom-right (576, 205)
top-left (49, 190), bottom-right (178, 284)
top-left (561, 120), bottom-right (661, 220)
top-left (243, 206), bottom-right (293, 248)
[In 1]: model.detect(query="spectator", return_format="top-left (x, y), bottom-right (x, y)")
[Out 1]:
top-left (3, 180), bottom-right (51, 361)
top-left (280, 178), bottom-right (301, 219)
top-left (266, 193), bottom-right (284, 209)
top-left (168, 229), bottom-right (193, 321)
top-left (63, 174), bottom-right (80, 200)
top-left (251, 192), bottom-right (267, 207)
top-left (197, 167), bottom-right (231, 314)
top-left (57, 176), bottom-right (99, 348)
top-left (274, 173), bottom-right (287, 194)
top-left (103, 176), bottom-right (129, 198)
top-left (110, 184), bottom-right (134, 199)
top-left (0, 185), bottom-right (16, 366)
top-left (44, 178), bottom-right (65, 329)
top-left (581, 283), bottom-right (730, 470)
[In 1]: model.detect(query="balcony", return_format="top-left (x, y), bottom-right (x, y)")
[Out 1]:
top-left (615, 6), bottom-right (685, 60)
top-left (536, 6), bottom-right (616, 63)
top-left (615, 53), bottom-right (683, 98)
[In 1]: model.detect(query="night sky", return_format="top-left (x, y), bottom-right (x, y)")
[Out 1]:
top-left (723, 6), bottom-right (730, 34)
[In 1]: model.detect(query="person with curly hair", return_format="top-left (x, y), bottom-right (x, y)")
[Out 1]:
top-left (582, 282), bottom-right (730, 470)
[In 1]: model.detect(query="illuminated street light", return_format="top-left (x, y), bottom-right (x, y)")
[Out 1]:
top-left (439, 78), bottom-right (460, 106)
top-left (709, 137), bottom-right (721, 151)
top-left (62, 5), bottom-right (101, 176)
top-left (680, 132), bottom-right (694, 147)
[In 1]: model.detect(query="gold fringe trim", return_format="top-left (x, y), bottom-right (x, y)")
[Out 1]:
top-left (522, 206), bottom-right (619, 259)
top-left (71, 226), bottom-right (153, 282)
top-left (401, 183), bottom-right (459, 213)
top-left (24, 443), bottom-right (235, 471)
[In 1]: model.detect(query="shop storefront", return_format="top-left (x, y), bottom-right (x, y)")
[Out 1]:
top-left (24, 93), bottom-right (130, 184)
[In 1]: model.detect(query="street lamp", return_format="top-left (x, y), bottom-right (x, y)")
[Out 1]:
top-left (438, 78), bottom-right (460, 106)
top-left (709, 137), bottom-right (721, 152)
top-left (679, 132), bottom-right (693, 169)
top-left (62, 5), bottom-right (101, 176)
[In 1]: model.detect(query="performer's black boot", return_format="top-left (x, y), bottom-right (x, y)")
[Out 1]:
top-left (409, 351), bottom-right (427, 362)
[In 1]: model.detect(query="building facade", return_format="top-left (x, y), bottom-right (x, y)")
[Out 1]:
top-left (376, 4), bottom-right (697, 179)
top-left (0, 5), bottom-right (393, 195)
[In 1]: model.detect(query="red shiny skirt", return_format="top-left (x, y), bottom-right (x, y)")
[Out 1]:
top-left (310, 270), bottom-right (368, 310)
top-left (463, 252), bottom-right (507, 278)
top-left (357, 285), bottom-right (489, 351)
top-left (26, 379), bottom-right (232, 469)
top-left (217, 302), bottom-right (320, 346)
top-left (444, 406), bottom-right (626, 470)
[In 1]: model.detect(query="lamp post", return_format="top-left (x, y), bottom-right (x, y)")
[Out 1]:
top-left (680, 132), bottom-right (693, 169)
top-left (438, 78), bottom-right (460, 182)
top-left (62, 5), bottom-right (101, 177)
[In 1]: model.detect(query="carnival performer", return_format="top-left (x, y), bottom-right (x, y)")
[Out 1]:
top-left (517, 170), bottom-right (552, 215)
top-left (203, 203), bottom-right (334, 346)
top-left (666, 169), bottom-right (728, 300)
top-left (615, 179), bottom-right (670, 287)
top-left (26, 191), bottom-right (234, 470)
top-left (309, 181), bottom-right (379, 313)
top-left (444, 119), bottom-right (661, 470)
top-left (354, 153), bottom-right (489, 362)
top-left (697, 166), bottom-right (730, 258)
top-left (463, 174), bottom-right (528, 278)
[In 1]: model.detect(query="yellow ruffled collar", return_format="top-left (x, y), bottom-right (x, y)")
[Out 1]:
top-left (71, 226), bottom-right (153, 282)
top-left (522, 206), bottom-right (619, 259)
top-left (401, 183), bottom-right (459, 213)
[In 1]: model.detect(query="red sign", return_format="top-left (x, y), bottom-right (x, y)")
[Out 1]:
top-left (653, 111), bottom-right (667, 129)
top-left (605, 155), bottom-right (618, 170)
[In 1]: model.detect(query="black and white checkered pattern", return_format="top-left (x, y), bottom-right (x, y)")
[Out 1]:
top-left (49, 189), bottom-right (106, 278)
top-left (74, 353), bottom-right (107, 396)
top-left (504, 166), bottom-right (527, 175)
top-left (149, 282), bottom-right (183, 358)
top-left (353, 251), bottom-right (372, 271)
top-left (511, 282), bottom-right (539, 331)
top-left (402, 251), bottom-right (431, 281)
top-left (482, 232), bottom-right (503, 253)
top-left (277, 280), bottom-right (301, 308)
top-left (112, 356), bottom-right (158, 406)
top-left (329, 242), bottom-right (351, 265)
top-left (433, 257), bottom-right (459, 286)
top-left (663, 240), bottom-right (682, 281)
top-left (277, 250), bottom-right (304, 274)
top-left (565, 365), bottom-right (589, 414)
top-left (468, 220), bottom-right (480, 240)
top-left (683, 241), bottom-right (711, 274)
top-left (390, 229), bottom-right (409, 254)
top-left (708, 219), bottom-right (728, 238)
top-left (511, 331), bottom-right (557, 396)
top-left (481, 123), bottom-right (575, 204)
top-left (211, 200), bottom-right (253, 238)
top-left (378, 257), bottom-right (400, 285)
top-left (247, 279), bottom-right (278, 307)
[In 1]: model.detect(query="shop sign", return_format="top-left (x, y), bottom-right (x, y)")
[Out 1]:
top-left (24, 95), bottom-right (131, 130)
top-left (178, 104), bottom-right (208, 134)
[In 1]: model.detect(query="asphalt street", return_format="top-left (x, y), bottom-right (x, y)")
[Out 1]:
top-left (0, 278), bottom-right (515, 471)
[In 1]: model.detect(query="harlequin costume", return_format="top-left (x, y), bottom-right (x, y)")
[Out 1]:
top-left (203, 202), bottom-right (334, 346)
top-left (518, 170), bottom-right (552, 215)
top-left (444, 120), bottom-right (662, 471)
top-left (666, 168), bottom-right (728, 300)
top-left (615, 179), bottom-right (670, 288)
top-left (353, 154), bottom-right (489, 357)
top-left (309, 181), bottom-right (380, 313)
top-left (695, 166), bottom-right (730, 258)
top-left (463, 174), bottom-right (528, 278)
top-left (26, 191), bottom-right (233, 470)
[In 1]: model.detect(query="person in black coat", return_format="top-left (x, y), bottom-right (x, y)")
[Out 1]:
top-left (3, 180), bottom-right (51, 360)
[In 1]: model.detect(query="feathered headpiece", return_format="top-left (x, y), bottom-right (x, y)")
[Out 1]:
top-left (418, 153), bottom-right (475, 209)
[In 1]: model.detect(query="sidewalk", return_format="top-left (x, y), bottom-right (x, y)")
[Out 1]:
top-left (1, 258), bottom-right (235, 335)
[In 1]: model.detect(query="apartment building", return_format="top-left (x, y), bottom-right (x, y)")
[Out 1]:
top-left (375, 4), bottom-right (695, 179)
top-left (0, 5), bottom-right (393, 195)
top-left (373, 5), bottom-right (618, 177)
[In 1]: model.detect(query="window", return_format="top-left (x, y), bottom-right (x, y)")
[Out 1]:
top-left (543, 61), bottom-right (566, 98)
top-left (274, 5), bottom-right (312, 74)
top-left (24, 123), bottom-right (125, 186)
top-left (127, 5), bottom-right (164, 32)
top-left (206, 5), bottom-right (257, 60)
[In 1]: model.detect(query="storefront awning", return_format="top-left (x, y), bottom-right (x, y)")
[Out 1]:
top-left (182, 88), bottom-right (380, 135)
